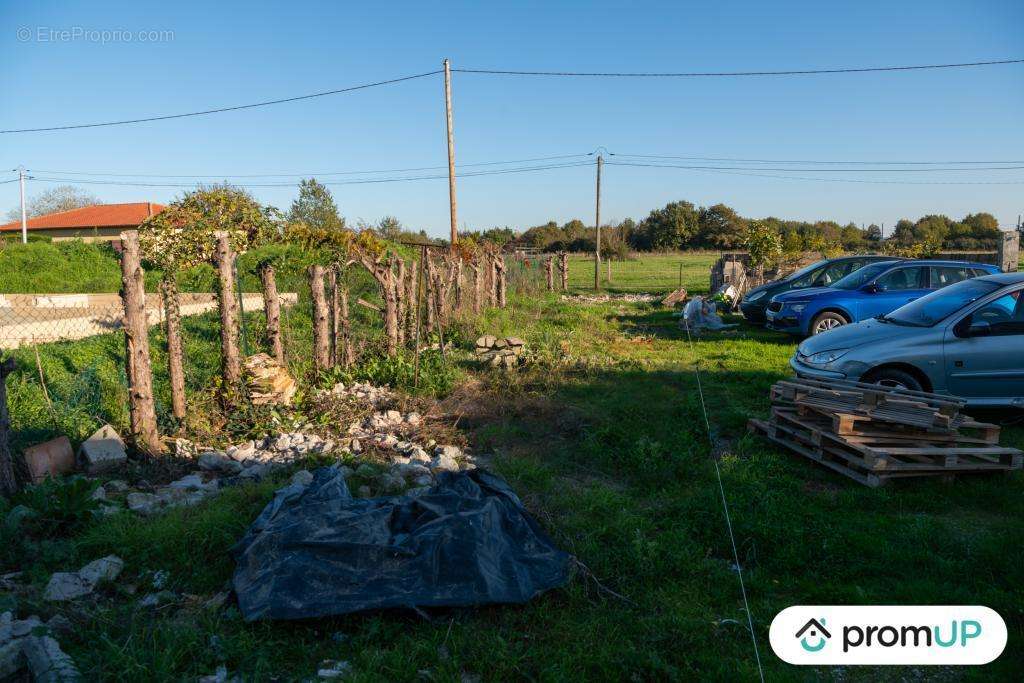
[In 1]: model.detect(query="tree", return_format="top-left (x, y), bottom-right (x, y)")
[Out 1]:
top-left (639, 201), bottom-right (698, 250)
top-left (287, 179), bottom-right (344, 232)
top-left (5, 185), bottom-right (101, 221)
top-left (377, 216), bottom-right (403, 241)
top-left (697, 203), bottom-right (746, 249)
top-left (745, 220), bottom-right (783, 278)
top-left (865, 224), bottom-right (883, 243)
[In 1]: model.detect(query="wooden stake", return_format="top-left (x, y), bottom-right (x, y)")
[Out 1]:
top-left (309, 264), bottom-right (330, 374)
top-left (560, 251), bottom-right (569, 291)
top-left (160, 273), bottom-right (186, 422)
top-left (213, 231), bottom-right (242, 393)
top-left (258, 263), bottom-right (285, 364)
top-left (0, 355), bottom-right (21, 496)
top-left (413, 245), bottom-right (427, 388)
top-left (545, 257), bottom-right (554, 291)
top-left (340, 286), bottom-right (354, 367)
top-left (119, 230), bottom-right (163, 454)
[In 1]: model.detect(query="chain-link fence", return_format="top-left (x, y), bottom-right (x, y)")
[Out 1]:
top-left (1, 241), bottom-right (548, 461)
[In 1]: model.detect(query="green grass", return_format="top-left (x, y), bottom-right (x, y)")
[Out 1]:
top-left (6, 255), bottom-right (1024, 680)
top-left (567, 251), bottom-right (719, 294)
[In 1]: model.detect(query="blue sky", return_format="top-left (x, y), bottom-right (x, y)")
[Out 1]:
top-left (2, 0), bottom-right (1023, 237)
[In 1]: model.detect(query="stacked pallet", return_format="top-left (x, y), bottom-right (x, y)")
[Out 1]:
top-left (748, 377), bottom-right (1022, 487)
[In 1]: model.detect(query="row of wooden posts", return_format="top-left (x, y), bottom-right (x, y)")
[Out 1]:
top-left (118, 235), bottom-right (574, 456)
top-left (0, 241), bottom-right (573, 486)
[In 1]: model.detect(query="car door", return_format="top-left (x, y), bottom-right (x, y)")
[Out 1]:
top-left (943, 288), bottom-right (1024, 400)
top-left (858, 266), bottom-right (929, 319)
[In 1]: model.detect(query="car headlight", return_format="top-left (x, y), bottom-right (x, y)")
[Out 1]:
top-left (804, 349), bottom-right (849, 366)
top-left (745, 290), bottom-right (767, 302)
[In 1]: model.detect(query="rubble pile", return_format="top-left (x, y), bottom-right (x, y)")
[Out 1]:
top-left (88, 381), bottom-right (473, 517)
top-left (244, 353), bottom-right (297, 406)
top-left (1, 613), bottom-right (81, 681)
top-left (475, 335), bottom-right (526, 369)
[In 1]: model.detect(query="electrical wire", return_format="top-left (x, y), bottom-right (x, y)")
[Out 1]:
top-left (0, 70), bottom-right (442, 134)
top-left (30, 153), bottom-right (592, 179)
top-left (605, 161), bottom-right (1024, 185)
top-left (26, 160), bottom-right (594, 189)
top-left (610, 153), bottom-right (1024, 165)
top-left (454, 58), bottom-right (1024, 77)
top-left (603, 161), bottom-right (1024, 172)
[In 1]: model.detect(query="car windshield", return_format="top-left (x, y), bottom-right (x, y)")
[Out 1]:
top-left (883, 278), bottom-right (1003, 327)
top-left (782, 260), bottom-right (828, 283)
top-left (832, 262), bottom-right (893, 290)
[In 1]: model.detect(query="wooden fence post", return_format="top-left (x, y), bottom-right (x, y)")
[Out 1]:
top-left (327, 266), bottom-right (339, 366)
top-left (340, 286), bottom-right (354, 367)
top-left (395, 259), bottom-right (406, 346)
top-left (159, 274), bottom-right (186, 422)
top-left (119, 230), bottom-right (163, 455)
top-left (495, 255), bottom-right (507, 308)
top-left (0, 355), bottom-right (20, 497)
top-left (470, 261), bottom-right (482, 314)
top-left (213, 231), bottom-right (242, 393)
top-left (258, 263), bottom-right (284, 364)
top-left (405, 259), bottom-right (418, 344)
top-left (309, 265), bottom-right (330, 374)
top-left (545, 257), bottom-right (554, 291)
top-left (559, 252), bottom-right (568, 291)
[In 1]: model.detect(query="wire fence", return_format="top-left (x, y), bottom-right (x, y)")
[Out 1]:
top-left (0, 245), bottom-right (550, 458)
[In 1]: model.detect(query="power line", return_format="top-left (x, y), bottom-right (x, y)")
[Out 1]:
top-left (605, 161), bottom-right (1024, 185)
top-left (603, 161), bottom-right (1024, 173)
top-left (610, 152), bottom-right (1024, 165)
top-left (0, 70), bottom-right (442, 134)
top-left (29, 153), bottom-right (592, 179)
top-left (454, 58), bottom-right (1024, 77)
top-left (26, 160), bottom-right (594, 189)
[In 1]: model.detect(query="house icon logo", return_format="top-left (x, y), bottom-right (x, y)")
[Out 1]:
top-left (795, 618), bottom-right (831, 652)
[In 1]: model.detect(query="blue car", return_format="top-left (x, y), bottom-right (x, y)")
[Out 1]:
top-left (765, 260), bottom-right (1000, 336)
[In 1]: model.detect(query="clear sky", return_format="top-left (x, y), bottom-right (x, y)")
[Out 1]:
top-left (2, 0), bottom-right (1023, 237)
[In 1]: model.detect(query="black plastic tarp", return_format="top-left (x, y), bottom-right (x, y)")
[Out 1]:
top-left (231, 466), bottom-right (571, 621)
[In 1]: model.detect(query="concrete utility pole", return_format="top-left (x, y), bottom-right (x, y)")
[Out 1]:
top-left (593, 154), bottom-right (602, 290)
top-left (18, 166), bottom-right (27, 244)
top-left (443, 59), bottom-right (458, 247)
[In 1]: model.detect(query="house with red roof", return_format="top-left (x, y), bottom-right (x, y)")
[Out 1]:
top-left (0, 202), bottom-right (165, 243)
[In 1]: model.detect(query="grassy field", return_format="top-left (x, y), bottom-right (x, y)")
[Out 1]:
top-left (5, 288), bottom-right (1022, 680)
top-left (567, 252), bottom-right (719, 294)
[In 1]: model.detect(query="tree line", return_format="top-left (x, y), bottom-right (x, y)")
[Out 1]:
top-left (474, 201), bottom-right (1008, 256)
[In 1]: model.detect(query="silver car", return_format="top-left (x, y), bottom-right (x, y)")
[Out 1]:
top-left (791, 272), bottom-right (1024, 408)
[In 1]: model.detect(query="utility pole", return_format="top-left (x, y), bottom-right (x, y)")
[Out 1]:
top-left (17, 166), bottom-right (27, 244)
top-left (443, 59), bottom-right (458, 247)
top-left (593, 154), bottom-right (602, 291)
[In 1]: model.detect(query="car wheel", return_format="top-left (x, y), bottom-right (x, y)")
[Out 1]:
top-left (810, 311), bottom-right (848, 335)
top-left (865, 368), bottom-right (923, 392)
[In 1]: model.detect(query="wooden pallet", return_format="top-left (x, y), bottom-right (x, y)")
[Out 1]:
top-left (749, 378), bottom-right (1022, 487)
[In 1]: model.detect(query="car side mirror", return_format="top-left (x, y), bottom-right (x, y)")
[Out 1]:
top-left (967, 321), bottom-right (992, 337)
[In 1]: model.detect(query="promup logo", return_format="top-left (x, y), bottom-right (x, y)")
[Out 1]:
top-left (770, 606), bottom-right (1006, 665)
top-left (795, 618), bottom-right (831, 652)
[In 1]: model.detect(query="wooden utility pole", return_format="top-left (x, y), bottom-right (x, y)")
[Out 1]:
top-left (443, 58), bottom-right (458, 247)
top-left (119, 231), bottom-right (163, 455)
top-left (18, 166), bottom-right (27, 244)
top-left (594, 154), bottom-right (602, 291)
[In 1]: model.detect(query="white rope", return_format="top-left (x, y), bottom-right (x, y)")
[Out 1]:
top-left (682, 318), bottom-right (765, 683)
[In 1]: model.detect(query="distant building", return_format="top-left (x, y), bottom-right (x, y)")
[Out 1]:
top-left (0, 202), bottom-right (165, 243)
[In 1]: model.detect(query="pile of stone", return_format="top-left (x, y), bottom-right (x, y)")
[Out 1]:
top-left (244, 353), bottom-right (297, 406)
top-left (560, 293), bottom-right (659, 304)
top-left (475, 335), bottom-right (526, 369)
top-left (104, 382), bottom-right (474, 517)
top-left (326, 381), bottom-right (394, 408)
top-left (1, 613), bottom-right (79, 681)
